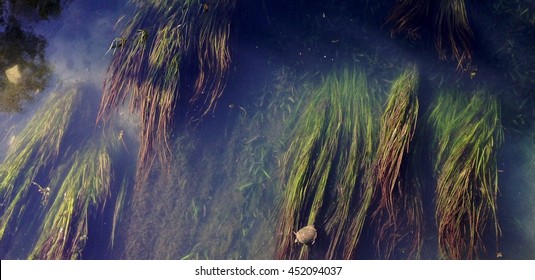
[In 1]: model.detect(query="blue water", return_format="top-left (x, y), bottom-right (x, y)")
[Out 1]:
top-left (1, 0), bottom-right (534, 259)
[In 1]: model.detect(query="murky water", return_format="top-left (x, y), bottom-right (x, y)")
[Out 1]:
top-left (1, 0), bottom-right (534, 259)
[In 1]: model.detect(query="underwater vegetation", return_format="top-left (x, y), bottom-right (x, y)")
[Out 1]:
top-left (276, 68), bottom-right (380, 260)
top-left (115, 64), bottom-right (302, 260)
top-left (1, 0), bottom-right (532, 260)
top-left (386, 0), bottom-right (474, 69)
top-left (275, 64), bottom-right (506, 260)
top-left (30, 139), bottom-right (113, 259)
top-left (478, 0), bottom-right (535, 138)
top-left (276, 66), bottom-right (426, 259)
top-left (429, 90), bottom-right (503, 259)
top-left (0, 87), bottom-right (84, 244)
top-left (98, 0), bottom-right (236, 185)
top-left (0, 84), bottom-right (129, 259)
top-left (370, 65), bottom-right (422, 259)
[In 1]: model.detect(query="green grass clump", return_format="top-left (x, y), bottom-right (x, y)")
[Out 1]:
top-left (0, 88), bottom-right (82, 241)
top-left (429, 90), bottom-right (503, 259)
top-left (371, 65), bottom-right (423, 259)
top-left (30, 141), bottom-right (113, 259)
top-left (276, 68), bottom-right (380, 259)
top-left (0, 83), bottom-right (129, 259)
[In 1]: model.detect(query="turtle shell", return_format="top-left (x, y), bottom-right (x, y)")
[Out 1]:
top-left (294, 225), bottom-right (317, 245)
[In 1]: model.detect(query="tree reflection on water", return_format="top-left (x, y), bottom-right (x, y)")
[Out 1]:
top-left (0, 0), bottom-right (70, 112)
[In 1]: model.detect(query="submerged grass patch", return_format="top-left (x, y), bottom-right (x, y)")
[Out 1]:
top-left (0, 83), bottom-right (130, 259)
top-left (276, 68), bottom-right (380, 259)
top-left (429, 90), bottom-right (503, 259)
top-left (30, 140), bottom-right (113, 259)
top-left (435, 0), bottom-right (474, 68)
top-left (98, 0), bottom-right (237, 185)
top-left (118, 65), bottom-right (303, 259)
top-left (386, 0), bottom-right (474, 69)
top-left (0, 87), bottom-right (82, 242)
top-left (371, 65), bottom-right (423, 259)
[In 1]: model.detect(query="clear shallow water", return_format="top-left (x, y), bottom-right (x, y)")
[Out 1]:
top-left (0, 0), bottom-right (534, 259)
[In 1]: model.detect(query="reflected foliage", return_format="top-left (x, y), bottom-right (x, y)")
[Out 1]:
top-left (5, 0), bottom-right (68, 21)
top-left (0, 0), bottom-right (68, 112)
top-left (0, 19), bottom-right (50, 112)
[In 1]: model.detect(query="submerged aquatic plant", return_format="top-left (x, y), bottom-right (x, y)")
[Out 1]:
top-left (386, 0), bottom-right (474, 69)
top-left (371, 66), bottom-right (423, 259)
top-left (429, 90), bottom-right (503, 259)
top-left (434, 0), bottom-right (474, 68)
top-left (0, 82), bottom-right (129, 259)
top-left (276, 69), bottom-right (379, 260)
top-left (0, 88), bottom-right (82, 242)
top-left (98, 0), bottom-right (236, 184)
top-left (110, 177), bottom-right (129, 251)
top-left (30, 141), bottom-right (113, 259)
top-left (386, 0), bottom-right (431, 39)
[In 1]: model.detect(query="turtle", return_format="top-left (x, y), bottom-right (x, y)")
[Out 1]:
top-left (293, 225), bottom-right (317, 245)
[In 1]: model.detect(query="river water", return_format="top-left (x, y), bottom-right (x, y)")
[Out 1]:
top-left (1, 0), bottom-right (534, 260)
